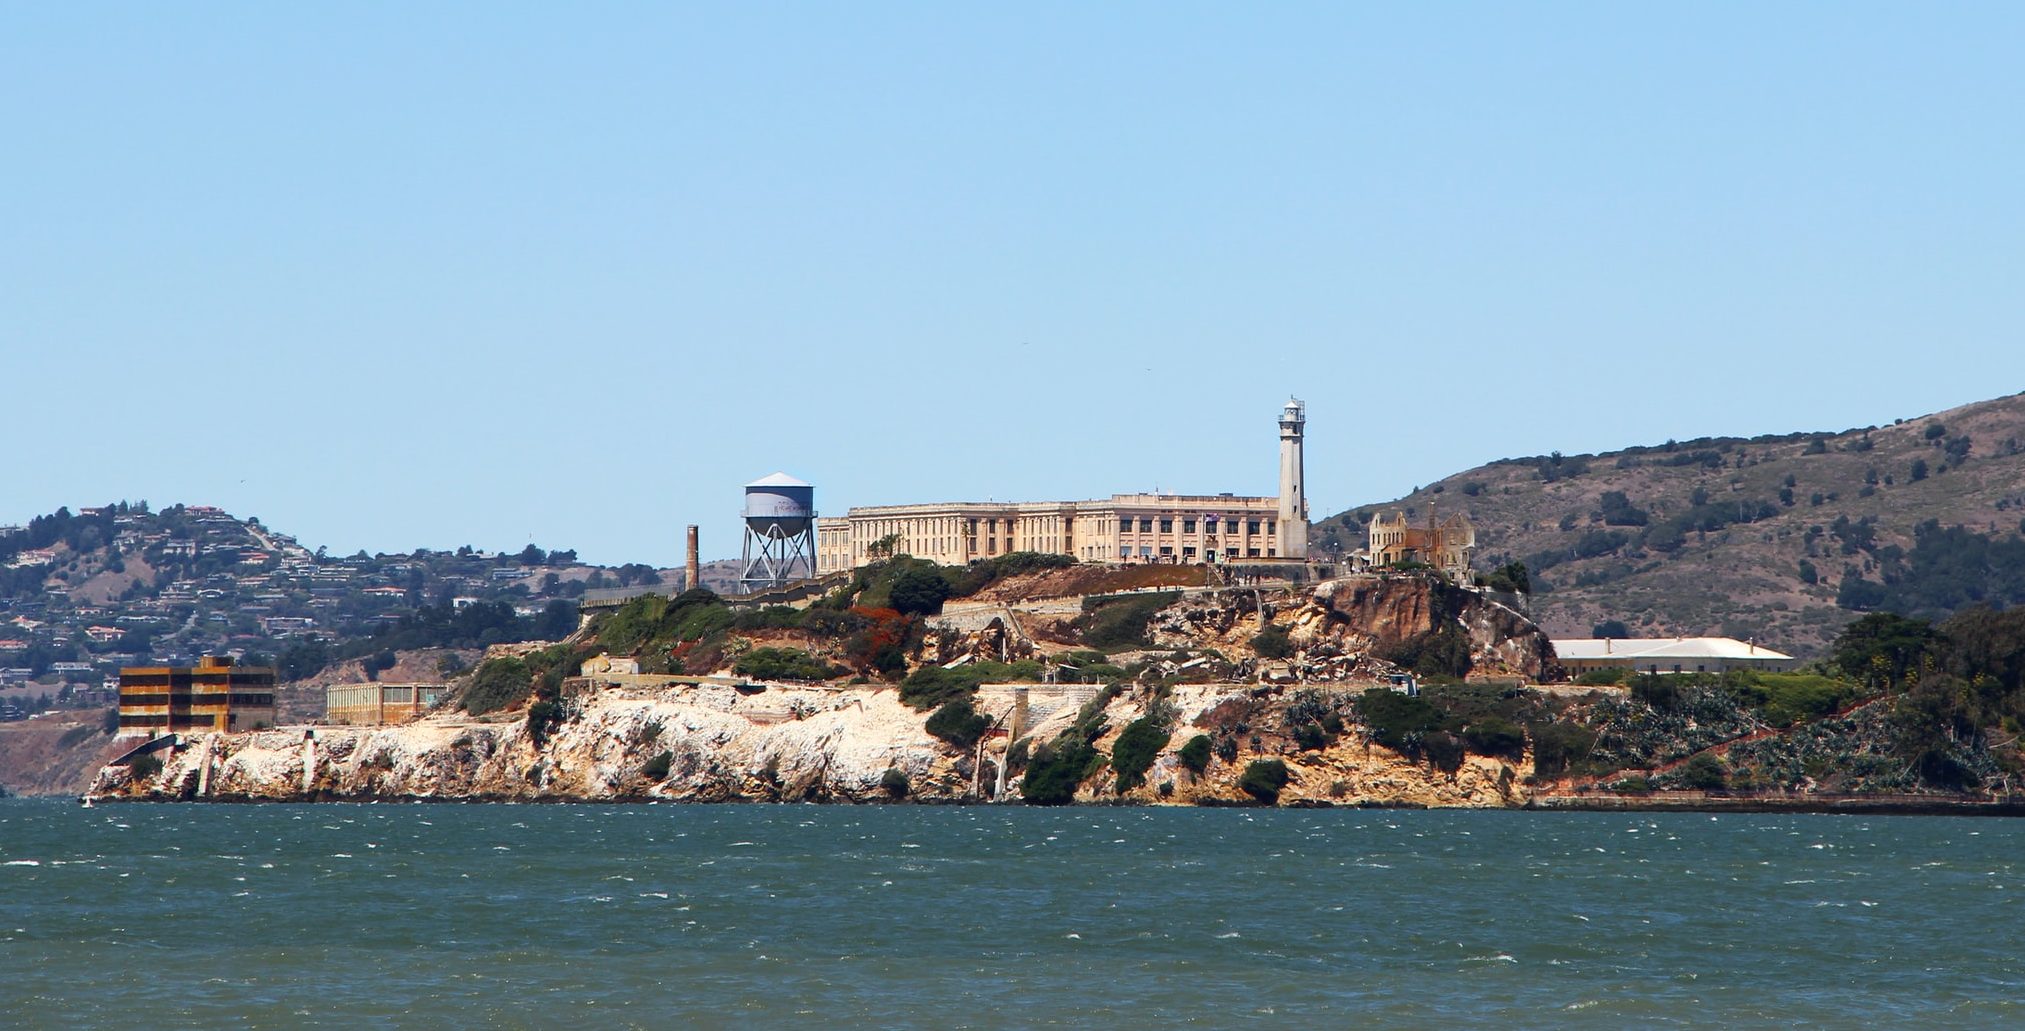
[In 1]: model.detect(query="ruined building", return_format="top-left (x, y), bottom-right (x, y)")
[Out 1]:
top-left (1365, 509), bottom-right (1476, 583)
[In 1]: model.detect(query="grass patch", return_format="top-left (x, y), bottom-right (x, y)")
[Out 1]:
top-left (1075, 592), bottom-right (1180, 650)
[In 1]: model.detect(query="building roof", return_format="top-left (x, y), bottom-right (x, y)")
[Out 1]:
top-left (1551, 637), bottom-right (1794, 662)
top-left (746, 472), bottom-right (811, 488)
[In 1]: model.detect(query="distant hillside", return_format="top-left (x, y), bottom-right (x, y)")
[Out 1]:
top-left (1321, 392), bottom-right (2025, 657)
top-left (0, 502), bottom-right (732, 694)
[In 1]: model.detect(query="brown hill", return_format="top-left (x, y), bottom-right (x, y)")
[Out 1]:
top-left (1321, 392), bottom-right (2025, 657)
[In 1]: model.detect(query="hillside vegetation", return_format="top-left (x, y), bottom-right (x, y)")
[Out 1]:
top-left (1323, 391), bottom-right (2025, 655)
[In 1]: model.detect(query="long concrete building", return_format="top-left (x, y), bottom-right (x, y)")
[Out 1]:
top-left (817, 399), bottom-right (1310, 572)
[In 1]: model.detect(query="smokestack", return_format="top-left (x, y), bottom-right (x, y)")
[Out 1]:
top-left (686, 525), bottom-right (701, 592)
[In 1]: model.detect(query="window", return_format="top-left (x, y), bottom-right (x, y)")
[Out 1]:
top-left (1140, 547), bottom-right (1152, 557)
top-left (1139, 519), bottom-right (1153, 533)
top-left (1159, 519), bottom-right (1173, 533)
top-left (1247, 548), bottom-right (1260, 557)
top-left (1120, 547), bottom-right (1131, 558)
top-left (1183, 519), bottom-right (1196, 533)
top-left (1247, 521), bottom-right (1261, 535)
top-left (1183, 547), bottom-right (1196, 559)
top-left (1159, 546), bottom-right (1173, 556)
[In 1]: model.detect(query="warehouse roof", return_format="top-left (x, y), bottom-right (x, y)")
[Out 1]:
top-left (1551, 637), bottom-right (1793, 662)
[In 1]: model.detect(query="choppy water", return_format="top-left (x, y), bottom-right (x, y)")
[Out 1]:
top-left (1, 800), bottom-right (2020, 1028)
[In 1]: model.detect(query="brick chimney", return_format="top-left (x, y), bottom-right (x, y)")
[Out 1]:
top-left (686, 525), bottom-right (701, 592)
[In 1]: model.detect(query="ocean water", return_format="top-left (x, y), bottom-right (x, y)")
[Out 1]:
top-left (1, 801), bottom-right (2019, 1029)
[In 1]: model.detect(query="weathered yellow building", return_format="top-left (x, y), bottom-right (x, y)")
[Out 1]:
top-left (816, 400), bottom-right (1310, 572)
top-left (118, 656), bottom-right (277, 733)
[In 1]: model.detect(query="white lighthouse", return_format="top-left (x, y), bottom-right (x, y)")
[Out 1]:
top-left (1278, 397), bottom-right (1308, 560)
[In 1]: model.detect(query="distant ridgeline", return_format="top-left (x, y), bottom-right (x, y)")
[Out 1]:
top-left (1320, 391), bottom-right (2025, 655)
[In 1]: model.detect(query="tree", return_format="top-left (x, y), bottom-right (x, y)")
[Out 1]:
top-left (1831, 612), bottom-right (1937, 690)
top-left (1178, 734), bottom-right (1213, 774)
top-left (1238, 759), bottom-right (1289, 804)
top-left (1598, 491), bottom-right (1649, 527)
top-left (1109, 715), bottom-right (1171, 793)
top-left (887, 566), bottom-right (952, 617)
top-left (1021, 738), bottom-right (1098, 805)
top-left (925, 699), bottom-right (991, 750)
top-left (1678, 753), bottom-right (1727, 791)
top-left (1485, 561), bottom-right (1530, 594)
top-left (1591, 620), bottom-right (1631, 639)
top-left (517, 544), bottom-right (547, 566)
top-left (1910, 458), bottom-right (1929, 482)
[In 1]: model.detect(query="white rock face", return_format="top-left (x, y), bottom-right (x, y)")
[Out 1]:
top-left (92, 678), bottom-right (1531, 809)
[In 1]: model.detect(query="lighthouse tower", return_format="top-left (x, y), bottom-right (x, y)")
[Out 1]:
top-left (1278, 397), bottom-right (1308, 560)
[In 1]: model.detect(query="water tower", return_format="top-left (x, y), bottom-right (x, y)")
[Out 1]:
top-left (740, 472), bottom-right (816, 590)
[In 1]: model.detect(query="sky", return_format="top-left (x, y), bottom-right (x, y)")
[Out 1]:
top-left (5, 4), bottom-right (2022, 566)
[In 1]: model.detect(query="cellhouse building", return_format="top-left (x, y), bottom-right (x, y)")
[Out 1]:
top-left (816, 399), bottom-right (1310, 573)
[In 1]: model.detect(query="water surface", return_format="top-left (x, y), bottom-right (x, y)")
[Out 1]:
top-left (2, 801), bottom-right (2018, 1027)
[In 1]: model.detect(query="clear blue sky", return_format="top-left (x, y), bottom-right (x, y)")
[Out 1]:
top-left (5, 4), bottom-right (2021, 566)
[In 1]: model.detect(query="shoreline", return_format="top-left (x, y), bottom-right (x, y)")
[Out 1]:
top-left (62, 790), bottom-right (2025, 816)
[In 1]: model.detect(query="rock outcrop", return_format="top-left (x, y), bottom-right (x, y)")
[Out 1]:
top-left (88, 573), bottom-right (1559, 808)
top-left (89, 676), bottom-right (1536, 809)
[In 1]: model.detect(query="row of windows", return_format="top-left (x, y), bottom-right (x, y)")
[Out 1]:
top-left (1120, 547), bottom-right (1275, 559)
top-left (118, 693), bottom-right (275, 709)
top-left (118, 714), bottom-right (248, 729)
top-left (1118, 519), bottom-right (1273, 536)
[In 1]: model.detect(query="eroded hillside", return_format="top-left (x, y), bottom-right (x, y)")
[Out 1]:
top-left (1323, 392), bottom-right (2025, 655)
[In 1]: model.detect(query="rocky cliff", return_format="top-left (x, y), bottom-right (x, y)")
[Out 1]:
top-left (89, 677), bottom-right (1533, 808)
top-left (89, 573), bottom-right (1552, 807)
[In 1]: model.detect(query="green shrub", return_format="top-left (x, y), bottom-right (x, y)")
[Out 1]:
top-left (1528, 721), bottom-right (1597, 779)
top-left (1354, 688), bottom-right (1452, 755)
top-left (1574, 668), bottom-right (1629, 686)
top-left (1377, 624), bottom-right (1474, 679)
top-left (1250, 625), bottom-right (1294, 659)
top-left (1292, 721), bottom-right (1328, 751)
top-left (1178, 734), bottom-right (1213, 774)
top-left (1630, 675), bottom-right (1683, 712)
top-left (1238, 759), bottom-right (1289, 804)
top-left (898, 659), bottom-right (1039, 710)
top-left (128, 754), bottom-right (162, 781)
top-left (1109, 715), bottom-right (1171, 793)
top-left (887, 567), bottom-right (953, 616)
top-left (1423, 731), bottom-right (1465, 773)
top-left (1612, 775), bottom-right (1653, 794)
top-left (880, 768), bottom-right (910, 798)
top-left (899, 666), bottom-right (980, 711)
top-left (463, 657), bottom-right (532, 715)
top-left (1462, 717), bottom-right (1525, 759)
top-left (925, 699), bottom-right (992, 750)
top-left (526, 699), bottom-right (565, 747)
top-left (1021, 738), bottom-right (1099, 805)
top-left (734, 646), bottom-right (831, 682)
top-left (641, 750), bottom-right (673, 781)
top-left (1727, 671), bottom-right (1858, 727)
top-left (1076, 592), bottom-right (1179, 649)
top-left (1678, 753), bottom-right (1728, 791)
